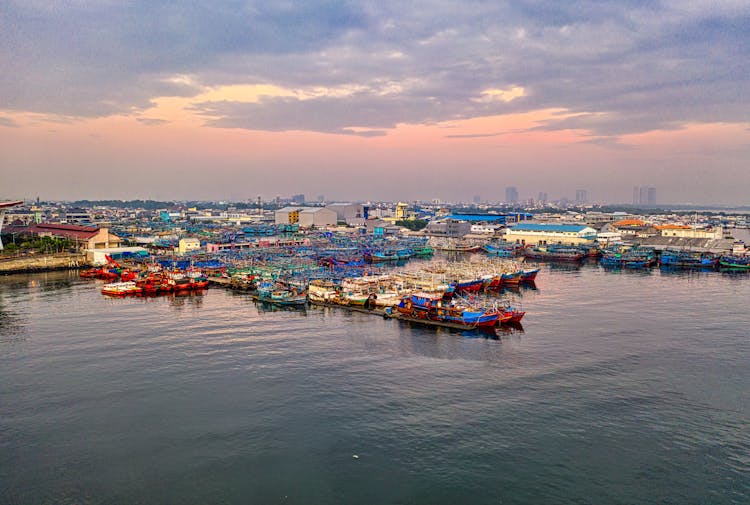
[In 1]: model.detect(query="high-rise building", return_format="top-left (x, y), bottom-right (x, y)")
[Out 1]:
top-left (537, 192), bottom-right (548, 205)
top-left (633, 186), bottom-right (656, 206)
top-left (575, 190), bottom-right (588, 205)
top-left (505, 187), bottom-right (519, 204)
top-left (473, 195), bottom-right (481, 204)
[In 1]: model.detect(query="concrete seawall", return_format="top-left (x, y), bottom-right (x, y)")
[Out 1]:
top-left (0, 253), bottom-right (90, 274)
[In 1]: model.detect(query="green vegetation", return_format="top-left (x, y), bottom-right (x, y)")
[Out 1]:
top-left (1, 236), bottom-right (74, 254)
top-left (395, 219), bottom-right (428, 231)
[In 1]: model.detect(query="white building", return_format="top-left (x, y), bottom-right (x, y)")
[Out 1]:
top-left (470, 224), bottom-right (504, 234)
top-left (326, 203), bottom-right (365, 226)
top-left (275, 206), bottom-right (303, 225)
top-left (506, 223), bottom-right (598, 245)
top-left (656, 225), bottom-right (723, 240)
top-left (298, 208), bottom-right (337, 228)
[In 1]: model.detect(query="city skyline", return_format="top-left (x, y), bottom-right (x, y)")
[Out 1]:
top-left (2, 1), bottom-right (749, 205)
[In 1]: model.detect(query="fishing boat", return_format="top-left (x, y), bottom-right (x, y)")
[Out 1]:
top-left (396, 293), bottom-right (499, 328)
top-left (500, 301), bottom-right (525, 323)
top-left (410, 245), bottom-right (434, 257)
top-left (719, 254), bottom-right (750, 269)
top-left (523, 245), bottom-right (585, 262)
top-left (482, 242), bottom-right (521, 257)
top-left (307, 279), bottom-right (340, 303)
top-left (660, 249), bottom-right (718, 268)
top-left (101, 281), bottom-right (142, 297)
top-left (259, 288), bottom-right (307, 307)
top-left (364, 249), bottom-right (399, 262)
top-left (519, 268), bottom-right (540, 283)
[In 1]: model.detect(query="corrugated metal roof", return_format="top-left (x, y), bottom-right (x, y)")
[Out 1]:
top-left (446, 214), bottom-right (507, 222)
top-left (510, 223), bottom-right (590, 233)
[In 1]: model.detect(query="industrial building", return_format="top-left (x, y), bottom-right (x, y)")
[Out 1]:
top-left (26, 223), bottom-right (123, 250)
top-left (275, 206), bottom-right (302, 225)
top-left (326, 203), bottom-right (365, 226)
top-left (505, 223), bottom-right (597, 245)
top-left (298, 208), bottom-right (337, 228)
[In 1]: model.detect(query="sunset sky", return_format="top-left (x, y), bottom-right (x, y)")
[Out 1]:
top-left (1, 1), bottom-right (749, 205)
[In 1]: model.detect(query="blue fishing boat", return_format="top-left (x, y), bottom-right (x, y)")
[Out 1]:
top-left (482, 242), bottom-right (520, 257)
top-left (719, 254), bottom-right (750, 269)
top-left (660, 250), bottom-right (718, 268)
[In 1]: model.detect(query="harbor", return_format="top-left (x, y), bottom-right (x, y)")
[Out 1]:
top-left (2, 262), bottom-right (748, 504)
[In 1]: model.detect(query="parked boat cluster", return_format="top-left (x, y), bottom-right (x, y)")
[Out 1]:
top-left (82, 229), bottom-right (749, 334)
top-left (82, 235), bottom-right (535, 332)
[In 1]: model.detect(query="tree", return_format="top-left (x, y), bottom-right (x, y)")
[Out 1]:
top-left (395, 219), bottom-right (428, 231)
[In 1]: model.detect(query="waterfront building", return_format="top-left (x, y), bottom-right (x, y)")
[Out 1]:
top-left (611, 219), bottom-right (658, 238)
top-left (425, 219), bottom-right (472, 237)
top-left (655, 224), bottom-right (723, 240)
top-left (505, 223), bottom-right (597, 245)
top-left (298, 208), bottom-right (337, 228)
top-left (326, 203), bottom-right (365, 226)
top-left (275, 207), bottom-right (302, 225)
top-left (26, 223), bottom-right (123, 250)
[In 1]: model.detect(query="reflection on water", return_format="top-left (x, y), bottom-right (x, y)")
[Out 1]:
top-left (0, 305), bottom-right (26, 343)
top-left (254, 300), bottom-right (308, 315)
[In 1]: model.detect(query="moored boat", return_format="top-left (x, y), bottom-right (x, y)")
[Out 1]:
top-left (101, 281), bottom-right (142, 297)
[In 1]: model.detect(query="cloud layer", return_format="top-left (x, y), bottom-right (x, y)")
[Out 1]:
top-left (2, 0), bottom-right (748, 138)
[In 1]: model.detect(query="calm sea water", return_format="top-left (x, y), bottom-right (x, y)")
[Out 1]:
top-left (1, 262), bottom-right (749, 504)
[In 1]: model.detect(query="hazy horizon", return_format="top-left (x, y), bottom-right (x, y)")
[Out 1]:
top-left (2, 1), bottom-right (749, 205)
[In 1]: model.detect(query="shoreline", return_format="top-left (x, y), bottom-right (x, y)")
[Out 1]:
top-left (0, 253), bottom-right (90, 275)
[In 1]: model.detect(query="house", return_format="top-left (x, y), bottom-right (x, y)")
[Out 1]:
top-left (178, 237), bottom-right (201, 255)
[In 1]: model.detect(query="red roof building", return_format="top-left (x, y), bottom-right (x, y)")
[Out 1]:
top-left (26, 223), bottom-right (123, 250)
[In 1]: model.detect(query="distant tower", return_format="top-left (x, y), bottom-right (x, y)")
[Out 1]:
top-left (575, 190), bottom-right (588, 205)
top-left (647, 187), bottom-right (656, 206)
top-left (473, 195), bottom-right (481, 204)
top-left (505, 187), bottom-right (519, 204)
top-left (537, 192), bottom-right (548, 205)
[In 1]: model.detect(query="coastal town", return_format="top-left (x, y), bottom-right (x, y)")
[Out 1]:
top-left (2, 196), bottom-right (748, 334)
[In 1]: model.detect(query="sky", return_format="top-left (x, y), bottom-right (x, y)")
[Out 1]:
top-left (1, 0), bottom-right (749, 205)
